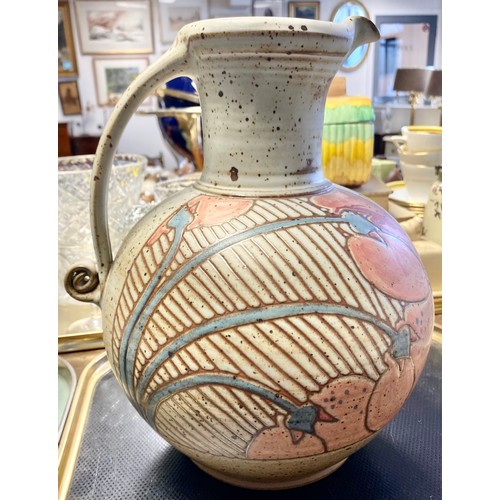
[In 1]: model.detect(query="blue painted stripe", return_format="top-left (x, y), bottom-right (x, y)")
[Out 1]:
top-left (119, 207), bottom-right (192, 396)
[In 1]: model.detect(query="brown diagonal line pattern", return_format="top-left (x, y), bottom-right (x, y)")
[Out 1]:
top-left (337, 316), bottom-right (384, 380)
top-left (111, 196), bottom-right (326, 362)
top-left (143, 328), bottom-right (279, 401)
top-left (273, 197), bottom-right (326, 216)
top-left (322, 222), bottom-right (402, 322)
top-left (305, 224), bottom-right (366, 307)
top-left (272, 317), bottom-right (339, 381)
top-left (133, 220), bottom-right (401, 391)
top-left (285, 315), bottom-right (360, 377)
top-left (272, 227), bottom-right (331, 301)
top-left (154, 385), bottom-right (281, 457)
top-left (142, 312), bottom-right (392, 411)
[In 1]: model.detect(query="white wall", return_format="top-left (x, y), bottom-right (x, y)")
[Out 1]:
top-left (58, 0), bottom-right (442, 163)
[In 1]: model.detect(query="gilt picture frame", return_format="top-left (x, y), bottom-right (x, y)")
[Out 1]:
top-left (288, 1), bottom-right (320, 20)
top-left (75, 0), bottom-right (154, 54)
top-left (93, 57), bottom-right (149, 106)
top-left (58, 2), bottom-right (78, 77)
top-left (58, 80), bottom-right (82, 115)
top-left (158, 0), bottom-right (208, 44)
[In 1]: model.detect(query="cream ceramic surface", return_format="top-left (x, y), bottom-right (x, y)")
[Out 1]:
top-left (412, 239), bottom-right (442, 294)
top-left (398, 147), bottom-right (442, 167)
top-left (64, 16), bottom-right (434, 490)
top-left (399, 162), bottom-right (440, 203)
top-left (423, 179), bottom-right (442, 246)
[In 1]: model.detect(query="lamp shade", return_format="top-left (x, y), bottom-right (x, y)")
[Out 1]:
top-left (393, 68), bottom-right (432, 93)
top-left (425, 69), bottom-right (442, 97)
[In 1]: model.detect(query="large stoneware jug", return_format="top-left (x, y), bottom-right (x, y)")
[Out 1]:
top-left (65, 16), bottom-right (435, 490)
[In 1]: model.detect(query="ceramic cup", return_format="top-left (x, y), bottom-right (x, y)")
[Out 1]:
top-left (400, 161), bottom-right (440, 203)
top-left (398, 147), bottom-right (442, 167)
top-left (401, 125), bottom-right (442, 152)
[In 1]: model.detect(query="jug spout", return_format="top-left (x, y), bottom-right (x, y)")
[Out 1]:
top-left (342, 16), bottom-right (380, 60)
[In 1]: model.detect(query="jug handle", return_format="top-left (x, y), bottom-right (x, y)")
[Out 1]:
top-left (65, 37), bottom-right (192, 304)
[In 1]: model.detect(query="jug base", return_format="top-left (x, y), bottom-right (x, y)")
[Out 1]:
top-left (192, 457), bottom-right (347, 490)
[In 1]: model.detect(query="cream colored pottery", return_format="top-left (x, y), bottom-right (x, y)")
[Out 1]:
top-left (65, 16), bottom-right (434, 490)
top-left (398, 147), bottom-right (442, 167)
top-left (400, 161), bottom-right (440, 203)
top-left (423, 172), bottom-right (443, 246)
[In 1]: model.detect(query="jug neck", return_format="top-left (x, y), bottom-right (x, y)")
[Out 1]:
top-left (190, 27), bottom-right (347, 196)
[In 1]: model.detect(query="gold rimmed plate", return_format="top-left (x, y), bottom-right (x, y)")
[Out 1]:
top-left (387, 180), bottom-right (425, 216)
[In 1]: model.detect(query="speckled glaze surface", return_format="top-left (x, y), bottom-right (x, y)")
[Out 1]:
top-left (65, 17), bottom-right (434, 490)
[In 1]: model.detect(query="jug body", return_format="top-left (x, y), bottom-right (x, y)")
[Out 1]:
top-left (103, 182), bottom-right (434, 489)
top-left (65, 16), bottom-right (435, 490)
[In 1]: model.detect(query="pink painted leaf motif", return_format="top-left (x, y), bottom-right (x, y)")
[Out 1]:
top-left (187, 195), bottom-right (253, 229)
top-left (396, 293), bottom-right (435, 381)
top-left (348, 232), bottom-right (429, 302)
top-left (366, 353), bottom-right (415, 432)
top-left (312, 189), bottom-right (429, 302)
top-left (246, 416), bottom-right (327, 460)
top-left (310, 375), bottom-right (375, 451)
top-left (312, 189), bottom-right (408, 244)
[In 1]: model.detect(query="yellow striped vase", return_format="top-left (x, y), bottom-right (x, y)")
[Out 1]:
top-left (322, 96), bottom-right (375, 187)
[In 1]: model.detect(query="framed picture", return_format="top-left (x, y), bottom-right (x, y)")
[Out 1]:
top-left (208, 1), bottom-right (251, 18)
top-left (58, 80), bottom-right (82, 115)
top-left (75, 0), bottom-right (154, 54)
top-left (93, 57), bottom-right (149, 106)
top-left (159, 0), bottom-right (208, 44)
top-left (288, 2), bottom-right (320, 19)
top-left (58, 2), bottom-right (78, 77)
top-left (252, 0), bottom-right (283, 17)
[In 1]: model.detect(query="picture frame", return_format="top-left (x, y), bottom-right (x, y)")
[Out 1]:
top-left (288, 2), bottom-right (320, 20)
top-left (93, 57), bottom-right (149, 106)
top-left (75, 0), bottom-right (154, 54)
top-left (158, 0), bottom-right (208, 44)
top-left (58, 80), bottom-right (82, 115)
top-left (58, 2), bottom-right (78, 78)
top-left (252, 1), bottom-right (283, 17)
top-left (208, 1), bottom-right (251, 19)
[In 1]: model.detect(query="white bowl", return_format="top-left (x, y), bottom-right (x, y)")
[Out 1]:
top-left (400, 161), bottom-right (440, 203)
